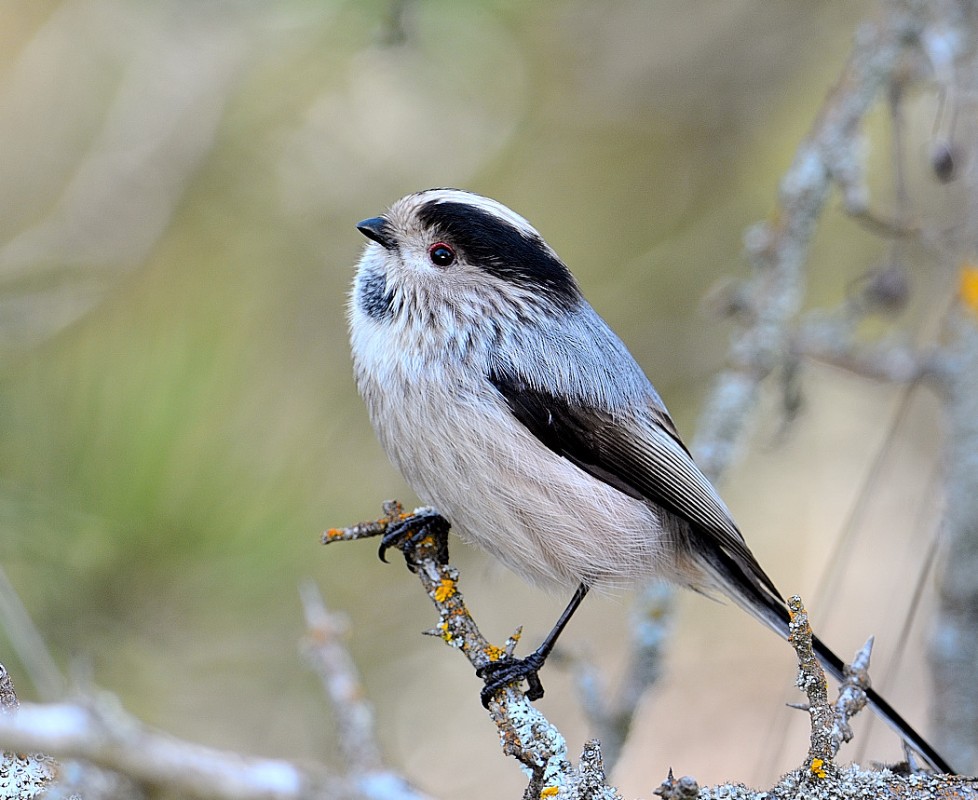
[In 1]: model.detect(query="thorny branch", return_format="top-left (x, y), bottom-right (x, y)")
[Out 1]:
top-left (787, 595), bottom-right (871, 772)
top-left (324, 505), bottom-right (978, 799)
top-left (0, 508), bottom-right (974, 798)
top-left (322, 501), bottom-right (620, 800)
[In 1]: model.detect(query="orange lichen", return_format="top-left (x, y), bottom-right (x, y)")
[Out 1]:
top-left (960, 263), bottom-right (978, 315)
top-left (484, 644), bottom-right (505, 662)
top-left (540, 787), bottom-right (559, 798)
top-left (809, 757), bottom-right (827, 779)
top-left (433, 578), bottom-right (456, 603)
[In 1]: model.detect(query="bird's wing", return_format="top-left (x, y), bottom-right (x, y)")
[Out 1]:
top-left (487, 369), bottom-right (952, 774)
top-left (488, 368), bottom-right (781, 599)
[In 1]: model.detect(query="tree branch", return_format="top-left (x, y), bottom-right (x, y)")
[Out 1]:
top-left (589, 0), bottom-right (946, 768)
top-left (0, 694), bottom-right (339, 800)
top-left (324, 505), bottom-right (978, 798)
top-left (2, 522), bottom-right (973, 798)
top-left (692, 0), bottom-right (931, 480)
top-left (322, 501), bottom-right (620, 799)
top-left (787, 595), bottom-right (870, 771)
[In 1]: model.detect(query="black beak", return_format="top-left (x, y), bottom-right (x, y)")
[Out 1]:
top-left (356, 217), bottom-right (395, 250)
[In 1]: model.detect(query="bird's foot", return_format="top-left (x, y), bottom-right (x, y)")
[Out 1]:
top-left (477, 651), bottom-right (547, 708)
top-left (378, 509), bottom-right (450, 571)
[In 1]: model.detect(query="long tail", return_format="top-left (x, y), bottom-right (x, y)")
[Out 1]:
top-left (702, 546), bottom-right (954, 774)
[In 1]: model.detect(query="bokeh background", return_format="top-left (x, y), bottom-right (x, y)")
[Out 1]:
top-left (0, 1), bottom-right (958, 796)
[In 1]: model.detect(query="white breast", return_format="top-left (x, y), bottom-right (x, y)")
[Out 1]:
top-left (350, 308), bottom-right (673, 592)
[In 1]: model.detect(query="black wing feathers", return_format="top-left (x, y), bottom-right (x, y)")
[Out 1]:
top-left (487, 367), bottom-right (955, 774)
top-left (490, 370), bottom-right (646, 502)
top-left (488, 367), bottom-right (781, 600)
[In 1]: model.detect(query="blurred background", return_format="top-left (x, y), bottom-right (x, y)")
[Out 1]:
top-left (0, 0), bottom-right (963, 795)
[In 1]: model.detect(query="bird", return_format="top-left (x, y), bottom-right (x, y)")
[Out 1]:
top-left (347, 187), bottom-right (951, 773)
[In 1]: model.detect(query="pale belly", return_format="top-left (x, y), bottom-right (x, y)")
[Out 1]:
top-left (364, 370), bottom-right (675, 592)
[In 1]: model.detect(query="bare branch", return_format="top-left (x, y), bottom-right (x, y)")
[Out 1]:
top-left (323, 502), bottom-right (621, 798)
top-left (0, 665), bottom-right (59, 800)
top-left (692, 0), bottom-right (931, 480)
top-left (299, 582), bottom-right (384, 775)
top-left (0, 696), bottom-right (343, 799)
top-left (786, 594), bottom-right (871, 772)
top-left (298, 582), bottom-right (436, 800)
top-left (757, 596), bottom-right (978, 798)
top-left (324, 508), bottom-right (978, 798)
top-left (0, 596), bottom-right (432, 800)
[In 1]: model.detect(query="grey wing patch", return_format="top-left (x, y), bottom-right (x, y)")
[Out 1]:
top-left (487, 367), bottom-right (782, 600)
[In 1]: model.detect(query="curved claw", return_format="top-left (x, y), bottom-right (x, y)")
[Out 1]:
top-left (376, 532), bottom-right (398, 564)
top-left (477, 652), bottom-right (546, 708)
top-left (378, 511), bottom-right (450, 570)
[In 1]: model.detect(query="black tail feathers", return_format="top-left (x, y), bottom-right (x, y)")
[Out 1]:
top-left (702, 544), bottom-right (954, 773)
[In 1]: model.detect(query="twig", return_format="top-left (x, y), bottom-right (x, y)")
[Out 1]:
top-left (787, 596), bottom-right (836, 775)
top-left (0, 665), bottom-right (59, 800)
top-left (323, 502), bottom-right (621, 799)
top-left (299, 582), bottom-right (383, 775)
top-left (325, 503), bottom-right (511, 690)
top-left (0, 690), bottom-right (342, 799)
top-left (786, 595), bottom-right (871, 774)
top-left (778, 597), bottom-right (978, 798)
top-left (692, 0), bottom-right (931, 481)
top-left (298, 581), bottom-right (435, 800)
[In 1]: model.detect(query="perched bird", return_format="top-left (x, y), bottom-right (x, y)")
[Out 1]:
top-left (348, 187), bottom-right (950, 772)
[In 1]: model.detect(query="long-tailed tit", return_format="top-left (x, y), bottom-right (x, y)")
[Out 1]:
top-left (348, 188), bottom-right (951, 773)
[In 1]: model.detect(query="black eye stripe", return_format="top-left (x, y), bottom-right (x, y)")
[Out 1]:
top-left (416, 201), bottom-right (580, 310)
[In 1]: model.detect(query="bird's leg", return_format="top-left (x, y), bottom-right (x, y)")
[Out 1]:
top-left (477, 582), bottom-right (590, 708)
top-left (378, 509), bottom-right (450, 571)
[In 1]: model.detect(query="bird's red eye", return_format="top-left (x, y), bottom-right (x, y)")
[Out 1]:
top-left (428, 242), bottom-right (456, 267)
